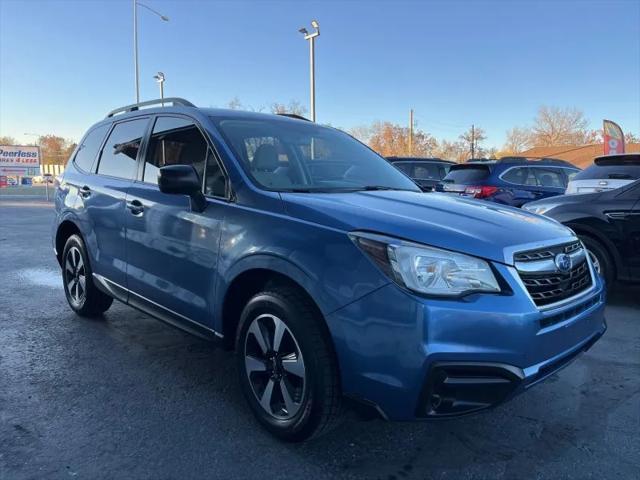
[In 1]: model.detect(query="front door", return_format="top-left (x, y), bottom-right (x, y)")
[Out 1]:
top-left (125, 115), bottom-right (229, 329)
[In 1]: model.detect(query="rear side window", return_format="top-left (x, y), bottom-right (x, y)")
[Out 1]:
top-left (533, 168), bottom-right (565, 188)
top-left (143, 117), bottom-right (208, 184)
top-left (501, 167), bottom-right (536, 185)
top-left (443, 165), bottom-right (490, 183)
top-left (73, 124), bottom-right (109, 172)
top-left (573, 164), bottom-right (640, 181)
top-left (97, 118), bottom-right (149, 180)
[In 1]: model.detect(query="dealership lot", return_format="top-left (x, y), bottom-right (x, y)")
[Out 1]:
top-left (1, 200), bottom-right (638, 480)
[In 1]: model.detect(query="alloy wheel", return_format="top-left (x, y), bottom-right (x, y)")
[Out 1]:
top-left (244, 314), bottom-right (306, 420)
top-left (586, 249), bottom-right (601, 274)
top-left (65, 246), bottom-right (86, 306)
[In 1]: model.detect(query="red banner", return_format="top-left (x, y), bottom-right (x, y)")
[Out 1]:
top-left (603, 120), bottom-right (625, 155)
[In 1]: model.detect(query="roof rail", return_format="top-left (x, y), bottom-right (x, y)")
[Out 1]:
top-left (276, 113), bottom-right (310, 121)
top-left (106, 97), bottom-right (196, 118)
top-left (497, 156), bottom-right (575, 167)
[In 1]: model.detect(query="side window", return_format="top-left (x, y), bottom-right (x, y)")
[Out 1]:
top-left (394, 163), bottom-right (413, 176)
top-left (534, 168), bottom-right (564, 188)
top-left (502, 167), bottom-right (528, 185)
top-left (74, 124), bottom-right (110, 172)
top-left (204, 150), bottom-right (227, 198)
top-left (143, 117), bottom-right (208, 184)
top-left (97, 118), bottom-right (148, 180)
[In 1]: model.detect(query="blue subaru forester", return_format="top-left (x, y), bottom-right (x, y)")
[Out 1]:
top-left (53, 99), bottom-right (606, 441)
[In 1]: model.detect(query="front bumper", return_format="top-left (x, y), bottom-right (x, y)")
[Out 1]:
top-left (325, 264), bottom-right (606, 421)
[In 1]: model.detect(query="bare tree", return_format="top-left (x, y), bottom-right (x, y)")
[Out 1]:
top-left (503, 126), bottom-right (532, 154)
top-left (459, 126), bottom-right (487, 159)
top-left (0, 135), bottom-right (17, 145)
top-left (624, 131), bottom-right (640, 144)
top-left (530, 106), bottom-right (592, 146)
top-left (270, 100), bottom-right (307, 117)
top-left (227, 96), bottom-right (242, 110)
top-left (367, 121), bottom-right (437, 157)
top-left (434, 140), bottom-right (468, 162)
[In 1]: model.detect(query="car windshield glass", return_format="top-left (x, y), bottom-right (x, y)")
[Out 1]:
top-left (573, 164), bottom-right (640, 181)
top-left (442, 165), bottom-right (490, 183)
top-left (211, 117), bottom-right (420, 192)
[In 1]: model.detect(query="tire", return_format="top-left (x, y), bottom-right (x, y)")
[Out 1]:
top-left (235, 287), bottom-right (341, 442)
top-left (579, 235), bottom-right (615, 286)
top-left (61, 234), bottom-right (113, 317)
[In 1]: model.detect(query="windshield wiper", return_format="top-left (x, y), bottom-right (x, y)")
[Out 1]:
top-left (358, 185), bottom-right (417, 192)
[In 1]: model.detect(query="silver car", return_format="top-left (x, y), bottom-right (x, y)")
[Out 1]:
top-left (566, 153), bottom-right (640, 194)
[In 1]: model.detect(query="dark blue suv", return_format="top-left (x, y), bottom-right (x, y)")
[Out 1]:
top-left (437, 157), bottom-right (580, 207)
top-left (52, 99), bottom-right (605, 441)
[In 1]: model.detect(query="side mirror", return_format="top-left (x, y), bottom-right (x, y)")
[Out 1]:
top-left (158, 165), bottom-right (206, 212)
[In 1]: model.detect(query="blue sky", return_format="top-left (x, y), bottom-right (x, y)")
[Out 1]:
top-left (1, 0), bottom-right (639, 147)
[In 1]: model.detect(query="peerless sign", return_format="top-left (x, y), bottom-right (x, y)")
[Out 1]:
top-left (0, 145), bottom-right (41, 168)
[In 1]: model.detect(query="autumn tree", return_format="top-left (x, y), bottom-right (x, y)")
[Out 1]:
top-left (625, 132), bottom-right (640, 144)
top-left (0, 135), bottom-right (17, 145)
top-left (367, 121), bottom-right (437, 157)
top-left (433, 140), bottom-right (468, 162)
top-left (38, 135), bottom-right (76, 165)
top-left (530, 106), bottom-right (593, 146)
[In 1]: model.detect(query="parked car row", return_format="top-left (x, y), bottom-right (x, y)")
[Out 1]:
top-left (52, 99), bottom-right (610, 442)
top-left (387, 153), bottom-right (640, 287)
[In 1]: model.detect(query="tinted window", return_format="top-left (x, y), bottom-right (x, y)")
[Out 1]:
top-left (573, 163), bottom-right (640, 181)
top-left (443, 165), bottom-right (490, 183)
top-left (534, 168), bottom-right (565, 188)
top-left (212, 117), bottom-right (419, 192)
top-left (395, 162), bottom-right (447, 180)
top-left (143, 117), bottom-right (208, 184)
top-left (501, 167), bottom-right (538, 186)
top-left (74, 124), bottom-right (109, 172)
top-left (97, 119), bottom-right (148, 179)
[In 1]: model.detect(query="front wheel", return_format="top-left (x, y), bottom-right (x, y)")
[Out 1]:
top-left (62, 234), bottom-right (113, 317)
top-left (236, 287), bottom-right (341, 442)
top-left (580, 235), bottom-right (614, 286)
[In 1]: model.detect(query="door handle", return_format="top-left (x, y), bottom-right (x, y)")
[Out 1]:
top-left (79, 185), bottom-right (91, 198)
top-left (127, 199), bottom-right (144, 216)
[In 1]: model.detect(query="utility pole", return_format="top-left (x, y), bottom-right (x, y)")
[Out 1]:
top-left (470, 124), bottom-right (475, 159)
top-left (409, 109), bottom-right (414, 155)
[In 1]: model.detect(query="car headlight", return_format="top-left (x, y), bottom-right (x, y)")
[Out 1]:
top-left (350, 232), bottom-right (500, 297)
top-left (523, 203), bottom-right (557, 216)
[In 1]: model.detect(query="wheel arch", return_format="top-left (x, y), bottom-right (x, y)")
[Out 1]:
top-left (218, 256), bottom-right (332, 351)
top-left (55, 219), bottom-right (83, 266)
top-left (566, 222), bottom-right (620, 279)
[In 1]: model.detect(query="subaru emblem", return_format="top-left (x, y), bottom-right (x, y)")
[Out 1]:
top-left (555, 253), bottom-right (572, 272)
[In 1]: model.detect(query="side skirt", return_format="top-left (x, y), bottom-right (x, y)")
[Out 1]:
top-left (92, 273), bottom-right (224, 343)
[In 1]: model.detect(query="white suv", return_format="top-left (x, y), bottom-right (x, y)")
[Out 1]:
top-left (566, 154), bottom-right (640, 194)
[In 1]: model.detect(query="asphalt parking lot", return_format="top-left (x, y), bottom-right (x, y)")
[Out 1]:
top-left (1, 199), bottom-right (639, 480)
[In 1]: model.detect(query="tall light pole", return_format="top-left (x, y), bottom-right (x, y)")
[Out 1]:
top-left (153, 72), bottom-right (165, 104)
top-left (134, 1), bottom-right (169, 103)
top-left (298, 20), bottom-right (320, 122)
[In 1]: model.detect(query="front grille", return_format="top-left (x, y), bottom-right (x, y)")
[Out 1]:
top-left (514, 240), bottom-right (581, 262)
top-left (516, 242), bottom-right (593, 307)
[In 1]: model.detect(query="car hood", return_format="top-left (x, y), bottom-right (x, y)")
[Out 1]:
top-left (281, 190), bottom-right (573, 265)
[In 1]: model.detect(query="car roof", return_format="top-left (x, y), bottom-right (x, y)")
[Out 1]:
top-left (464, 157), bottom-right (578, 168)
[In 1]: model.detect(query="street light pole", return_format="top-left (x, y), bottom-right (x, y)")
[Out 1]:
top-left (154, 72), bottom-right (165, 104)
top-left (299, 20), bottom-right (320, 122)
top-left (133, 0), bottom-right (169, 103)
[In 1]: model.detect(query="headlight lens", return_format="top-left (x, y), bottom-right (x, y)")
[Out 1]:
top-left (351, 233), bottom-right (500, 297)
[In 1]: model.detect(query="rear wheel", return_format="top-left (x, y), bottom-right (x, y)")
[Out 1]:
top-left (579, 235), bottom-right (614, 286)
top-left (62, 234), bottom-right (113, 317)
top-left (236, 287), bottom-right (341, 442)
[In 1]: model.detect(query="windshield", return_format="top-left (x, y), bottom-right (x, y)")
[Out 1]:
top-left (442, 165), bottom-right (491, 183)
top-left (212, 117), bottom-right (420, 192)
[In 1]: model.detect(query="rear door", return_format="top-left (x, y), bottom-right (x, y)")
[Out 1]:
top-left (530, 167), bottom-right (567, 200)
top-left (87, 117), bottom-right (150, 291)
